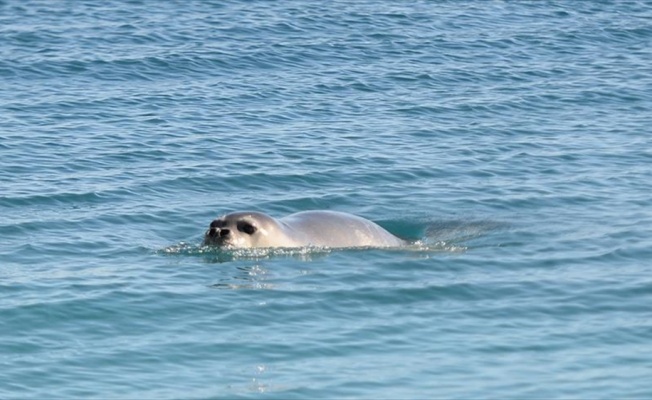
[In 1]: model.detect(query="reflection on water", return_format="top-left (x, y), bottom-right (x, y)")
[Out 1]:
top-left (158, 219), bottom-right (504, 290)
top-left (210, 264), bottom-right (276, 290)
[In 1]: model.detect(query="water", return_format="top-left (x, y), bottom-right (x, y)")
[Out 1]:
top-left (2, 0), bottom-right (652, 398)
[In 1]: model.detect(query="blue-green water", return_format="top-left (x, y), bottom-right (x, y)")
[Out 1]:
top-left (2, 1), bottom-right (652, 398)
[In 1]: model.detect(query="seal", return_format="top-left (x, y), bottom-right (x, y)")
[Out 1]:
top-left (203, 210), bottom-right (406, 248)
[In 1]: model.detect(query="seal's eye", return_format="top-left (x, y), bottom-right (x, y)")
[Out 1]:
top-left (237, 221), bottom-right (256, 235)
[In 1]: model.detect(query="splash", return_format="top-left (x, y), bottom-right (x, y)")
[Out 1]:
top-left (160, 238), bottom-right (467, 260)
top-left (160, 241), bottom-right (332, 261)
top-left (409, 239), bottom-right (467, 253)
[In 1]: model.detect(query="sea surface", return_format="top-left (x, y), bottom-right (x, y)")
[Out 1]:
top-left (2, 1), bottom-right (652, 398)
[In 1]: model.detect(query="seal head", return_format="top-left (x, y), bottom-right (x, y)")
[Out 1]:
top-left (204, 211), bottom-right (295, 248)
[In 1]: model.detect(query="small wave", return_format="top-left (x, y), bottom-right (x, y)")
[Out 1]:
top-left (160, 237), bottom-right (467, 262)
top-left (424, 219), bottom-right (508, 244)
top-left (409, 239), bottom-right (468, 253)
top-left (160, 242), bottom-right (332, 262)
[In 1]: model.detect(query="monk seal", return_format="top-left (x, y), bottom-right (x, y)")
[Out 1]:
top-left (203, 210), bottom-right (406, 248)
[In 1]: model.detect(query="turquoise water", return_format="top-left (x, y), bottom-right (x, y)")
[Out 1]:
top-left (2, 1), bottom-right (652, 398)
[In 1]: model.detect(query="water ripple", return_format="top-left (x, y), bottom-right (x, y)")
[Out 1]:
top-left (2, 0), bottom-right (652, 398)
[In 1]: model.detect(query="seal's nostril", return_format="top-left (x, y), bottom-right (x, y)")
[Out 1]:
top-left (219, 228), bottom-right (230, 237)
top-left (208, 227), bottom-right (219, 237)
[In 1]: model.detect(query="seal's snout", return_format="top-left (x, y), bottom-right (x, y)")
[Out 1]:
top-left (208, 219), bottom-right (229, 238)
top-left (205, 218), bottom-right (234, 246)
top-left (208, 227), bottom-right (230, 238)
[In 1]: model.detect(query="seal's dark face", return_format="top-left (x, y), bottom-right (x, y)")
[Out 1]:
top-left (204, 213), bottom-right (260, 247)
